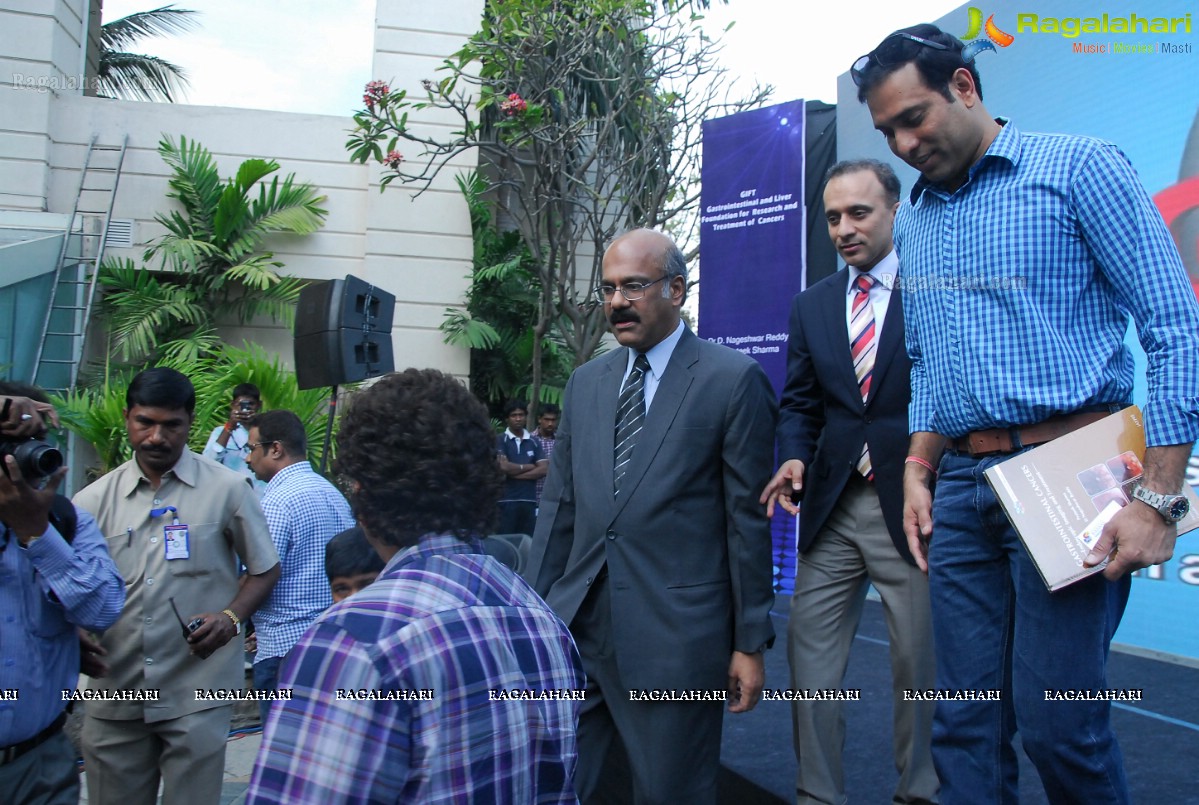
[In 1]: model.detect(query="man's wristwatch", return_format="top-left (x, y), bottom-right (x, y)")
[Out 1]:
top-left (222, 608), bottom-right (242, 635)
top-left (1131, 484), bottom-right (1190, 524)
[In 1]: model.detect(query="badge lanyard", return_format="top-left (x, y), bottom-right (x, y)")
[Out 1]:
top-left (151, 505), bottom-right (191, 561)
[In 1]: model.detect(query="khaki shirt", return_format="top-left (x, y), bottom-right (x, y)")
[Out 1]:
top-left (74, 450), bottom-right (278, 722)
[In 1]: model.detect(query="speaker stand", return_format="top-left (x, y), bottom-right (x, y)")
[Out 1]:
top-left (319, 384), bottom-right (338, 475)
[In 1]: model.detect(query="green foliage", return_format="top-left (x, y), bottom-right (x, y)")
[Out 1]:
top-left (440, 173), bottom-right (574, 415)
top-left (54, 378), bottom-right (131, 481)
top-left (98, 5), bottom-right (199, 102)
top-left (97, 135), bottom-right (326, 364)
top-left (54, 345), bottom-right (339, 481)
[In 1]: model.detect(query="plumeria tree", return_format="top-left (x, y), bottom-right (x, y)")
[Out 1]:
top-left (346, 0), bottom-right (768, 410)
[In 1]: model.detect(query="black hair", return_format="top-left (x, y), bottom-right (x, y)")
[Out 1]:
top-left (336, 369), bottom-right (501, 548)
top-left (249, 409), bottom-right (307, 457)
top-left (824, 159), bottom-right (902, 206)
top-left (538, 403), bottom-right (561, 417)
top-left (503, 398), bottom-right (528, 417)
top-left (855, 23), bottom-right (983, 105)
top-left (126, 367), bottom-right (195, 414)
top-left (324, 526), bottom-right (385, 581)
top-left (232, 383), bottom-right (261, 402)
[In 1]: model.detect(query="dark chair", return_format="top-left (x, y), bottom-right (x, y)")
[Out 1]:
top-left (484, 533), bottom-right (532, 574)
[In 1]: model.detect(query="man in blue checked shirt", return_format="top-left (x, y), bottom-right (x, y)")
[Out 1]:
top-left (247, 369), bottom-right (583, 805)
top-left (855, 23), bottom-right (1199, 805)
top-left (245, 409), bottom-right (353, 722)
top-left (0, 385), bottom-right (123, 804)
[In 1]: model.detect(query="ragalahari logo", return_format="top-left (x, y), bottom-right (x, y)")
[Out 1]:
top-left (961, 7), bottom-right (1016, 61)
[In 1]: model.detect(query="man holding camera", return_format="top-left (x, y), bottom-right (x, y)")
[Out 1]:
top-left (202, 383), bottom-right (263, 490)
top-left (1, 384), bottom-right (124, 804)
top-left (74, 368), bottom-right (279, 805)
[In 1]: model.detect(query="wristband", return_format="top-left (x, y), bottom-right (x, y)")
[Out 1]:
top-left (222, 608), bottom-right (242, 635)
top-left (905, 456), bottom-right (937, 476)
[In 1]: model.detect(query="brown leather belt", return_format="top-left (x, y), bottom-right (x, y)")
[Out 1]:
top-left (948, 410), bottom-right (1112, 457)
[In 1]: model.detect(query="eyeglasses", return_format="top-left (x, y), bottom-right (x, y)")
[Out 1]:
top-left (851, 32), bottom-right (951, 87)
top-left (249, 440), bottom-right (276, 453)
top-left (592, 276), bottom-right (668, 303)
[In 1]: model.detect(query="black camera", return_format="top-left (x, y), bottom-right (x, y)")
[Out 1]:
top-left (0, 437), bottom-right (64, 481)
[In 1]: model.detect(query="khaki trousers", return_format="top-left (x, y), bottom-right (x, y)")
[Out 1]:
top-left (82, 705), bottom-right (232, 805)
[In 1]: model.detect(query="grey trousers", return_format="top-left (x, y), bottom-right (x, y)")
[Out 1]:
top-left (789, 474), bottom-right (939, 804)
top-left (572, 572), bottom-right (724, 805)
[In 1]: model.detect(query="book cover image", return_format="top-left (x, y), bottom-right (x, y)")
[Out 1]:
top-left (983, 407), bottom-right (1199, 591)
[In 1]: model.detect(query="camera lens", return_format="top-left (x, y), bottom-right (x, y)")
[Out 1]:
top-left (11, 440), bottom-right (64, 479)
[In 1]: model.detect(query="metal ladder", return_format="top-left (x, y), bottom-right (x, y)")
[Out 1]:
top-left (33, 133), bottom-right (129, 393)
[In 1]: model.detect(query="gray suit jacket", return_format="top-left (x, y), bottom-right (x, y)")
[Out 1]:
top-left (526, 326), bottom-right (777, 691)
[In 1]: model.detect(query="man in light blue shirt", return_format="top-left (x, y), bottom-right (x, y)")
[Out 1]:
top-left (246, 409), bottom-right (353, 721)
top-left (855, 23), bottom-right (1199, 804)
top-left (0, 386), bottom-right (123, 804)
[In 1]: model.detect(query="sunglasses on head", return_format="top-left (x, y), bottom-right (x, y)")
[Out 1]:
top-left (851, 32), bottom-right (951, 87)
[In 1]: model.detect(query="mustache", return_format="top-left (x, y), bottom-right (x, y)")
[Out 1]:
top-left (608, 309), bottom-right (640, 325)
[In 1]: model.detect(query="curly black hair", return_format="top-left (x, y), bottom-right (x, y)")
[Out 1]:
top-left (335, 369), bottom-right (501, 548)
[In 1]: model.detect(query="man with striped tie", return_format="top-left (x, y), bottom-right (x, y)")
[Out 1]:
top-left (527, 228), bottom-right (778, 804)
top-left (761, 160), bottom-right (938, 805)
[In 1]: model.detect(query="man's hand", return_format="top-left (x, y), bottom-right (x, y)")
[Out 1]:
top-left (79, 629), bottom-right (110, 678)
top-left (1087, 444), bottom-right (1192, 579)
top-left (0, 457), bottom-right (65, 544)
top-left (760, 459), bottom-right (805, 518)
top-left (1086, 499), bottom-right (1177, 579)
top-left (903, 463), bottom-right (935, 573)
top-left (0, 395), bottom-right (59, 438)
top-left (727, 650), bottom-right (765, 713)
top-left (186, 611), bottom-right (238, 659)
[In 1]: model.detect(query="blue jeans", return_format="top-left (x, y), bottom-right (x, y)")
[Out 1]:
top-left (928, 450), bottom-right (1131, 804)
top-left (252, 655), bottom-right (283, 727)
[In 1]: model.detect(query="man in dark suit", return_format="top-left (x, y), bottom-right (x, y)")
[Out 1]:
top-left (527, 228), bottom-right (777, 805)
top-left (761, 161), bottom-right (938, 805)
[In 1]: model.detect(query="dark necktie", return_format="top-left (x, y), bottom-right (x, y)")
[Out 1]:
top-left (614, 353), bottom-right (650, 495)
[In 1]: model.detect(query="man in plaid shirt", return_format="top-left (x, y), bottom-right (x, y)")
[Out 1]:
top-left (246, 369), bottom-right (584, 804)
top-left (533, 403), bottom-right (560, 504)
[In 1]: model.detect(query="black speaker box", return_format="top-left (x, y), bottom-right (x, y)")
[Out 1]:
top-left (293, 277), bottom-right (396, 389)
top-left (294, 276), bottom-right (395, 335)
top-left (294, 329), bottom-right (395, 389)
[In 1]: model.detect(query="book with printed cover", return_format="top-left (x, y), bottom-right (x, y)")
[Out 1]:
top-left (983, 406), bottom-right (1199, 591)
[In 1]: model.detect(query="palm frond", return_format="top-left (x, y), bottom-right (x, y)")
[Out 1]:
top-left (441, 309), bottom-right (502, 349)
top-left (98, 261), bottom-right (209, 360)
top-left (96, 52), bottom-right (190, 102)
top-left (101, 6), bottom-right (199, 50)
top-left (157, 136), bottom-right (222, 227)
top-left (157, 326), bottom-right (221, 365)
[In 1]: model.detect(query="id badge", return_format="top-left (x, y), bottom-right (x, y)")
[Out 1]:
top-left (164, 523), bottom-right (191, 560)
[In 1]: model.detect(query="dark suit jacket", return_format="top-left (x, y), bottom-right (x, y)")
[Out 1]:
top-left (776, 268), bottom-right (915, 564)
top-left (526, 326), bottom-right (777, 691)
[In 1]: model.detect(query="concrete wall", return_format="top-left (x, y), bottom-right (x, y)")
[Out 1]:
top-left (1, 0), bottom-right (484, 380)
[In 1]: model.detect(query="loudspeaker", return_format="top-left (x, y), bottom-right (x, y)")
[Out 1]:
top-left (295, 275), bottom-right (395, 335)
top-left (294, 277), bottom-right (396, 389)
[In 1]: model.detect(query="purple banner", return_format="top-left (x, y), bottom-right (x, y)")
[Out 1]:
top-left (698, 100), bottom-right (807, 396)
top-left (699, 101), bottom-right (807, 593)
